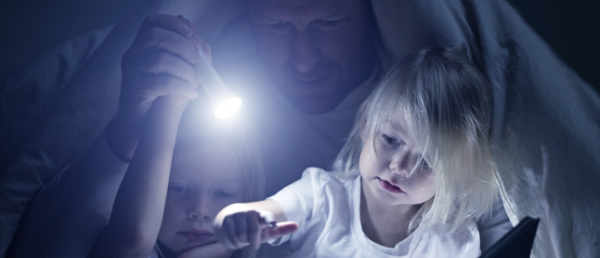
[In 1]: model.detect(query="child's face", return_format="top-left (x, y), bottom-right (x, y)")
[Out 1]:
top-left (158, 143), bottom-right (245, 254)
top-left (359, 114), bottom-right (436, 206)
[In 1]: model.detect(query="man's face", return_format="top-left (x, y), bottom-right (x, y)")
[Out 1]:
top-left (249, 0), bottom-right (377, 113)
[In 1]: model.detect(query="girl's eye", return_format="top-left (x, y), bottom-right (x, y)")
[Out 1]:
top-left (215, 190), bottom-right (235, 198)
top-left (381, 134), bottom-right (400, 146)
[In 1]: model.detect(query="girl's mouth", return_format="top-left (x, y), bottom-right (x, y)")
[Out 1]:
top-left (376, 177), bottom-right (405, 193)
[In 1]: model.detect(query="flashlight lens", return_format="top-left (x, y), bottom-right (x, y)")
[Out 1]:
top-left (213, 97), bottom-right (242, 120)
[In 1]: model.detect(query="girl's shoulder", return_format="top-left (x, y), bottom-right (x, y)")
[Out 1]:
top-left (409, 219), bottom-right (481, 257)
top-left (300, 167), bottom-right (358, 190)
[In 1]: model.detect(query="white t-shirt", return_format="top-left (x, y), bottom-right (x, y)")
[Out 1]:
top-left (268, 168), bottom-right (481, 258)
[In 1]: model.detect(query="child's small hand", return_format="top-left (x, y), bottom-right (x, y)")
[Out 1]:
top-left (215, 210), bottom-right (298, 251)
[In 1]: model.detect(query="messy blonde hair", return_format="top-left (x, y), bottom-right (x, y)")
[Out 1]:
top-left (334, 47), bottom-right (498, 229)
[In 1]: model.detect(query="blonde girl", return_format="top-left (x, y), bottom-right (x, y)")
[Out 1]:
top-left (214, 47), bottom-right (499, 257)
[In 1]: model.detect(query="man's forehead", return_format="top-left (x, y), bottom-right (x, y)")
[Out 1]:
top-left (250, 0), bottom-right (361, 18)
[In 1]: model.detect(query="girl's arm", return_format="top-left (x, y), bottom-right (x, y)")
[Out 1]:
top-left (213, 168), bottom-right (334, 253)
top-left (90, 97), bottom-right (188, 258)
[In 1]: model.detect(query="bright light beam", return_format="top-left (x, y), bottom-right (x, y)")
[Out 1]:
top-left (213, 96), bottom-right (242, 120)
top-left (194, 51), bottom-right (243, 121)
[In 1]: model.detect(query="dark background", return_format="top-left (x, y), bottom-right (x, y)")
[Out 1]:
top-left (1, 0), bottom-right (599, 90)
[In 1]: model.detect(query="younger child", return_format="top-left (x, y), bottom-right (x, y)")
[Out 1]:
top-left (214, 47), bottom-right (500, 257)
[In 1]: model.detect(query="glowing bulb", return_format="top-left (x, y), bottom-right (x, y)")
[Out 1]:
top-left (213, 96), bottom-right (242, 120)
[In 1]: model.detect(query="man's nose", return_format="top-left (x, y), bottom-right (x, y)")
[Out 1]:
top-left (389, 149), bottom-right (415, 177)
top-left (291, 30), bottom-right (319, 74)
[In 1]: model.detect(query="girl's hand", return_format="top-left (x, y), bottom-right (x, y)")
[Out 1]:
top-left (214, 210), bottom-right (299, 252)
top-left (108, 14), bottom-right (210, 160)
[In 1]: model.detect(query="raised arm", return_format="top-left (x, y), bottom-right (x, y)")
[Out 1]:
top-left (8, 13), bottom-right (204, 258)
top-left (90, 96), bottom-right (191, 258)
top-left (87, 14), bottom-right (206, 258)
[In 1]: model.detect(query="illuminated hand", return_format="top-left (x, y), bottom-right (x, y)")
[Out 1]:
top-left (107, 14), bottom-right (211, 159)
top-left (120, 13), bottom-right (210, 118)
top-left (214, 210), bottom-right (298, 252)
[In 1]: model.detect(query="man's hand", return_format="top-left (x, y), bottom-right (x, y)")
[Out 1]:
top-left (107, 14), bottom-right (210, 160)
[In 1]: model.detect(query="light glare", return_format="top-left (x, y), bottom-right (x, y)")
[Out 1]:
top-left (213, 96), bottom-right (242, 120)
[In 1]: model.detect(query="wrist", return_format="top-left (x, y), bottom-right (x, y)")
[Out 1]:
top-left (105, 112), bottom-right (141, 162)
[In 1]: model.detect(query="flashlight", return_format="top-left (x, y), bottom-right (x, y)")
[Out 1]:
top-left (195, 51), bottom-right (243, 121)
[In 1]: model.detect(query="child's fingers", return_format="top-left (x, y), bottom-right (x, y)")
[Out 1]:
top-left (247, 211), bottom-right (261, 250)
top-left (222, 216), bottom-right (241, 249)
top-left (233, 213), bottom-right (248, 245)
top-left (261, 221), bottom-right (299, 242)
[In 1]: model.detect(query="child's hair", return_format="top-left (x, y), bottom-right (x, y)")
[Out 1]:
top-left (334, 47), bottom-right (498, 229)
top-left (176, 100), bottom-right (266, 202)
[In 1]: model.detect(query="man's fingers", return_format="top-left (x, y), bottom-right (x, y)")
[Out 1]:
top-left (129, 73), bottom-right (198, 100)
top-left (129, 27), bottom-right (202, 67)
top-left (143, 14), bottom-right (194, 39)
top-left (126, 49), bottom-right (196, 85)
top-left (261, 221), bottom-right (299, 242)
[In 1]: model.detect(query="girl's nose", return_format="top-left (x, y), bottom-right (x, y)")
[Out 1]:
top-left (186, 211), bottom-right (211, 223)
top-left (186, 194), bottom-right (213, 222)
top-left (388, 149), bottom-right (414, 177)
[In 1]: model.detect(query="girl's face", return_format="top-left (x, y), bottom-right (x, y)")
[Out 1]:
top-left (359, 114), bottom-right (436, 206)
top-left (158, 143), bottom-right (245, 255)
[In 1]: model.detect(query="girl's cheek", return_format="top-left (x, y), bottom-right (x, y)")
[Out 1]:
top-left (163, 199), bottom-right (186, 221)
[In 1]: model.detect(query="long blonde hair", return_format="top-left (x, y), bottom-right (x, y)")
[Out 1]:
top-left (334, 47), bottom-right (498, 229)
